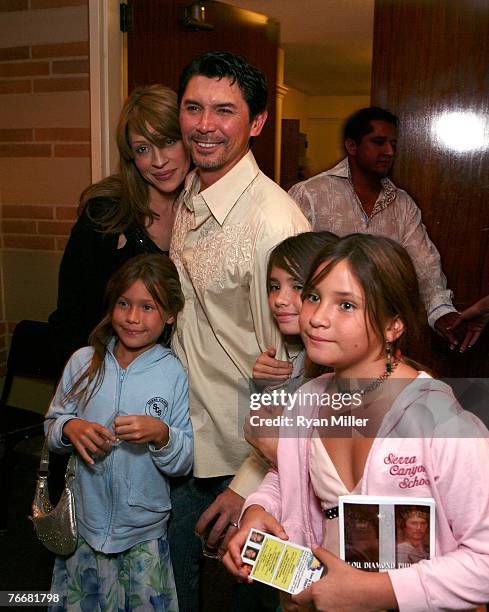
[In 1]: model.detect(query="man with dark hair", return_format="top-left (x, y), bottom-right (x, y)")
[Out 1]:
top-left (343, 106), bottom-right (398, 142)
top-left (170, 51), bottom-right (309, 610)
top-left (177, 50), bottom-right (267, 120)
top-left (289, 106), bottom-right (459, 343)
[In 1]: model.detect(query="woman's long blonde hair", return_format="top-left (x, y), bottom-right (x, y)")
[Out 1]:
top-left (80, 84), bottom-right (182, 233)
top-left (64, 254), bottom-right (184, 407)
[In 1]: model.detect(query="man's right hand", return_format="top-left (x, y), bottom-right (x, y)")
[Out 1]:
top-left (63, 418), bottom-right (115, 465)
top-left (195, 488), bottom-right (245, 556)
top-left (448, 295), bottom-right (489, 352)
top-left (252, 347), bottom-right (292, 380)
top-left (434, 312), bottom-right (461, 349)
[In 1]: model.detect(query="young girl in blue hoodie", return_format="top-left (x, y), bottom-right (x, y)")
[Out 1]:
top-left (45, 253), bottom-right (193, 611)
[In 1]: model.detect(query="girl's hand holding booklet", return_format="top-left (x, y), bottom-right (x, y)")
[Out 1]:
top-left (240, 528), bottom-right (323, 595)
top-left (238, 494), bottom-right (435, 595)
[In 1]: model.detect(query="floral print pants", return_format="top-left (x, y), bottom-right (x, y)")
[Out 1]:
top-left (49, 535), bottom-right (178, 611)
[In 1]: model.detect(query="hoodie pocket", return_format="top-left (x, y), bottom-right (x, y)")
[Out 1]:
top-left (127, 476), bottom-right (170, 513)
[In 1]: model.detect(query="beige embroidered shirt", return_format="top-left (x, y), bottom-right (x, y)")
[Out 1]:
top-left (170, 151), bottom-right (310, 494)
top-left (289, 158), bottom-right (456, 328)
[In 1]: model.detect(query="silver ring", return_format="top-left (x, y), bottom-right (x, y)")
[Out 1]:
top-left (230, 521), bottom-right (239, 528)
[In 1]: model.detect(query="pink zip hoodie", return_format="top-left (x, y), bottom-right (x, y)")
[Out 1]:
top-left (243, 374), bottom-right (489, 611)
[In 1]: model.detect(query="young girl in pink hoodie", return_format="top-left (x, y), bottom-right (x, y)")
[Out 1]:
top-left (224, 233), bottom-right (489, 611)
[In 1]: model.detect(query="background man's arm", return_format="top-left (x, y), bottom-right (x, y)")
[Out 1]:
top-left (399, 194), bottom-right (459, 344)
top-left (289, 181), bottom-right (315, 225)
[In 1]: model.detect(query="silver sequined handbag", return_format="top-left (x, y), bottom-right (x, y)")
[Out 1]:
top-left (30, 440), bottom-right (77, 555)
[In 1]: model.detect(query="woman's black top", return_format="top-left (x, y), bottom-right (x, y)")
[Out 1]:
top-left (48, 197), bottom-right (165, 373)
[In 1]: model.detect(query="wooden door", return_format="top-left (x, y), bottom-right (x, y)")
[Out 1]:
top-left (127, 0), bottom-right (279, 178)
top-left (372, 0), bottom-right (489, 376)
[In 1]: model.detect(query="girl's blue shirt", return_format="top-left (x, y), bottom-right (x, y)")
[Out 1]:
top-left (45, 339), bottom-right (193, 554)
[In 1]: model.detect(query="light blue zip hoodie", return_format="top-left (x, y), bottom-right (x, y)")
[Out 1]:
top-left (45, 339), bottom-right (193, 554)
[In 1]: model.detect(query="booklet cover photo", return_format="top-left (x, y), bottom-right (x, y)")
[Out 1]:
top-left (339, 495), bottom-right (435, 571)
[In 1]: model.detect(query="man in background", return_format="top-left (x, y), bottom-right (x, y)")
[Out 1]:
top-left (289, 106), bottom-right (460, 345)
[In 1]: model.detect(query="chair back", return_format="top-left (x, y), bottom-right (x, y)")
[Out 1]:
top-left (0, 320), bottom-right (58, 408)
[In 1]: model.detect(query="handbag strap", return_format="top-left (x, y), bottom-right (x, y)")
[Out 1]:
top-left (39, 439), bottom-right (76, 482)
top-left (39, 439), bottom-right (50, 476)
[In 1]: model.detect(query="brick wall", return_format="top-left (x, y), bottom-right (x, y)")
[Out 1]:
top-left (0, 0), bottom-right (91, 372)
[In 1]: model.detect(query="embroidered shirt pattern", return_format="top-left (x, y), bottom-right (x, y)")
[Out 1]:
top-left (289, 157), bottom-right (455, 327)
top-left (170, 152), bottom-right (310, 481)
top-left (189, 221), bottom-right (253, 292)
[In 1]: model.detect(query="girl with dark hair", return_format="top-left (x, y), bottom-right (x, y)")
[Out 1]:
top-left (252, 230), bottom-right (339, 384)
top-left (49, 85), bottom-right (190, 372)
top-left (246, 231), bottom-right (338, 466)
top-left (45, 254), bottom-right (192, 611)
top-left (225, 233), bottom-right (489, 611)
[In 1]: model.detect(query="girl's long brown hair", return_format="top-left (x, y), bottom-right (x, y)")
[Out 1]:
top-left (80, 84), bottom-right (182, 234)
top-left (63, 254), bottom-right (184, 407)
top-left (303, 233), bottom-right (424, 359)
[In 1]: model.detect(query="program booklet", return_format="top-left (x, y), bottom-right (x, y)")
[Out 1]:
top-left (241, 528), bottom-right (324, 594)
top-left (339, 495), bottom-right (435, 572)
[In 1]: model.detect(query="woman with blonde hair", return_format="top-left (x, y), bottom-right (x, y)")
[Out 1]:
top-left (49, 84), bottom-right (190, 372)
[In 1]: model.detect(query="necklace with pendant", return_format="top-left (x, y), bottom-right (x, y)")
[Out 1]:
top-left (339, 358), bottom-right (400, 399)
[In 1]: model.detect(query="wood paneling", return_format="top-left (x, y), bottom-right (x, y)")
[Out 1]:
top-left (127, 0), bottom-right (279, 178)
top-left (372, 0), bottom-right (489, 376)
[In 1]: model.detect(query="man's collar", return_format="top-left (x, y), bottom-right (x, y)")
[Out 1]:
top-left (325, 157), bottom-right (351, 179)
top-left (182, 151), bottom-right (260, 225)
top-left (327, 157), bottom-right (397, 192)
top-left (181, 170), bottom-right (199, 212)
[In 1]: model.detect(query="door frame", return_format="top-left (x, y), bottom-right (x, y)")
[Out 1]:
top-left (88, 0), bottom-right (126, 182)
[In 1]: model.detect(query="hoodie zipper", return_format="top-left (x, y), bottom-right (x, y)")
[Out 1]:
top-left (102, 366), bottom-right (126, 549)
